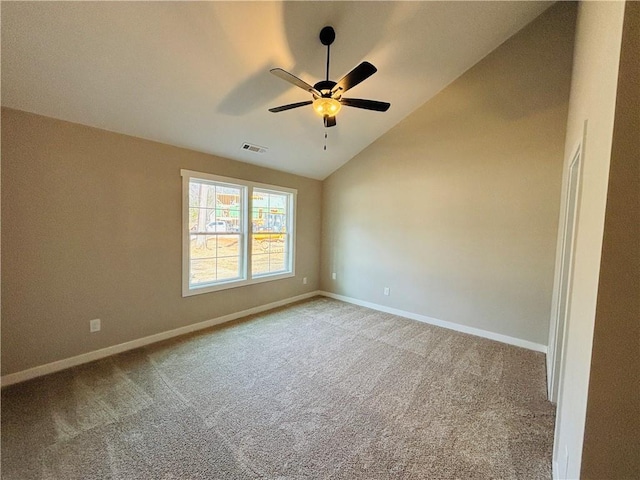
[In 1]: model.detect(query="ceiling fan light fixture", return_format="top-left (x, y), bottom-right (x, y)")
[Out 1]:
top-left (313, 97), bottom-right (342, 116)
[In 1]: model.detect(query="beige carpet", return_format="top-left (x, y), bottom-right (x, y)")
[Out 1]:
top-left (1, 297), bottom-right (554, 479)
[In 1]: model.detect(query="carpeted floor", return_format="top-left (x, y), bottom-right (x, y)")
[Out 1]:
top-left (1, 297), bottom-right (555, 479)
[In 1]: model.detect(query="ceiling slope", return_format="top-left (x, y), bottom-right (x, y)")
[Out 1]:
top-left (1, 1), bottom-right (552, 179)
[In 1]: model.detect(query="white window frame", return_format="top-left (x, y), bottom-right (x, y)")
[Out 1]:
top-left (181, 169), bottom-right (296, 297)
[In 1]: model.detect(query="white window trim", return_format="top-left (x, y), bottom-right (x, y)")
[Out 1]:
top-left (181, 169), bottom-right (296, 297)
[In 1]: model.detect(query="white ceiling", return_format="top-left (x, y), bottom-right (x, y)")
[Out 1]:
top-left (2, 1), bottom-right (552, 180)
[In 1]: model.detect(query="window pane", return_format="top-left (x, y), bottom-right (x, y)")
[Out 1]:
top-left (188, 208), bottom-right (201, 232)
top-left (190, 235), bottom-right (217, 259)
top-left (269, 251), bottom-right (286, 273)
top-left (190, 258), bottom-right (217, 285)
top-left (216, 255), bottom-right (240, 281)
top-left (217, 234), bottom-right (240, 258)
top-left (188, 182), bottom-right (203, 207)
top-left (251, 252), bottom-right (270, 276)
top-left (188, 178), bottom-right (245, 289)
top-left (251, 188), bottom-right (290, 277)
top-left (190, 181), bottom-right (243, 233)
top-left (190, 254), bottom-right (242, 286)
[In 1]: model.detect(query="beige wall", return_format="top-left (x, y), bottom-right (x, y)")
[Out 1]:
top-left (550, 1), bottom-right (627, 479)
top-left (1, 108), bottom-right (322, 375)
top-left (581, 2), bottom-right (640, 478)
top-left (321, 4), bottom-right (575, 346)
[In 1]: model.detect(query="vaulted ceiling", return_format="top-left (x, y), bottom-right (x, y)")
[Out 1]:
top-left (2, 1), bottom-right (552, 179)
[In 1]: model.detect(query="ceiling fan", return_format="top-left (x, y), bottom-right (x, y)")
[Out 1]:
top-left (268, 26), bottom-right (390, 128)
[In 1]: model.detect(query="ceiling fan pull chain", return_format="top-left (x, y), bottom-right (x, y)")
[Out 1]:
top-left (324, 132), bottom-right (328, 151)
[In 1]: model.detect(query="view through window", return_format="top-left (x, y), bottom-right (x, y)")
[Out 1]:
top-left (182, 170), bottom-right (295, 295)
top-left (252, 189), bottom-right (291, 277)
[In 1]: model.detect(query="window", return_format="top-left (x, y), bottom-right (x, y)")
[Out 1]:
top-left (182, 170), bottom-right (296, 296)
top-left (251, 189), bottom-right (292, 277)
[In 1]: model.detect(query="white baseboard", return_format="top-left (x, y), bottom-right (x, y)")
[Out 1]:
top-left (1, 291), bottom-right (321, 387)
top-left (319, 291), bottom-right (548, 353)
top-left (2, 289), bottom-right (547, 387)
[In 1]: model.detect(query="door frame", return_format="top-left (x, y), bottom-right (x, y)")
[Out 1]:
top-left (547, 141), bottom-right (583, 402)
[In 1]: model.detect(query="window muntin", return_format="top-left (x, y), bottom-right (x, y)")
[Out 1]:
top-left (182, 170), bottom-right (295, 296)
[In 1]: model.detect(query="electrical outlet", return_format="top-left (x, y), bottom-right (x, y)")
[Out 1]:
top-left (303, 277), bottom-right (308, 285)
top-left (332, 272), bottom-right (337, 280)
top-left (90, 319), bottom-right (101, 333)
top-left (383, 287), bottom-right (390, 296)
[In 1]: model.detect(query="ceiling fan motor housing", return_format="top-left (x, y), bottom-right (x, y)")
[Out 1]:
top-left (314, 80), bottom-right (338, 97)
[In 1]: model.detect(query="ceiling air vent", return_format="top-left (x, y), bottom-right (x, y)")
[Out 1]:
top-left (241, 142), bottom-right (268, 154)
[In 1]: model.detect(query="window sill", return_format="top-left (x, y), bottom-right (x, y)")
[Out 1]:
top-left (182, 271), bottom-right (295, 297)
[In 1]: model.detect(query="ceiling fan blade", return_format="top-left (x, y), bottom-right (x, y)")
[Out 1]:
top-left (270, 68), bottom-right (321, 97)
top-left (324, 115), bottom-right (337, 128)
top-left (269, 101), bottom-right (313, 113)
top-left (331, 62), bottom-right (377, 95)
top-left (340, 98), bottom-right (390, 112)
